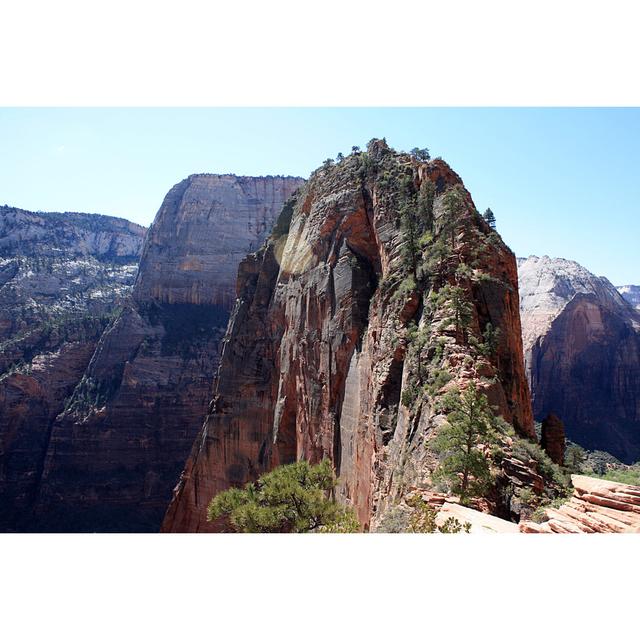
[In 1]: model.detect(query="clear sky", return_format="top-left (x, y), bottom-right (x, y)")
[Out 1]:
top-left (1, 108), bottom-right (637, 284)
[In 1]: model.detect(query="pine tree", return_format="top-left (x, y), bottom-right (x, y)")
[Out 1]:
top-left (207, 459), bottom-right (359, 533)
top-left (431, 383), bottom-right (507, 504)
top-left (410, 147), bottom-right (431, 161)
top-left (482, 207), bottom-right (496, 229)
top-left (442, 186), bottom-right (467, 252)
top-left (436, 284), bottom-right (473, 344)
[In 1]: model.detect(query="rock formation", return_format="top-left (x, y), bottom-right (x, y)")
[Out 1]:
top-left (520, 474), bottom-right (640, 533)
top-left (540, 413), bottom-right (565, 465)
top-left (618, 284), bottom-right (640, 310)
top-left (519, 256), bottom-right (640, 463)
top-left (0, 206), bottom-right (145, 531)
top-left (28, 175), bottom-right (304, 532)
top-left (162, 140), bottom-right (534, 532)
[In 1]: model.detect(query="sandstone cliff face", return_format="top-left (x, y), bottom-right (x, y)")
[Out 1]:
top-left (163, 141), bottom-right (534, 532)
top-left (29, 175), bottom-right (304, 532)
top-left (0, 206), bottom-right (145, 531)
top-left (519, 256), bottom-right (640, 463)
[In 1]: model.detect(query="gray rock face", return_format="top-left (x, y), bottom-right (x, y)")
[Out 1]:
top-left (0, 205), bottom-right (144, 260)
top-left (0, 206), bottom-right (145, 531)
top-left (518, 256), bottom-right (640, 463)
top-left (134, 175), bottom-right (306, 307)
top-left (30, 174), bottom-right (305, 532)
top-left (617, 285), bottom-right (640, 310)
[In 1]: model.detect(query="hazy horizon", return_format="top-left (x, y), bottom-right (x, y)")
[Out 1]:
top-left (1, 107), bottom-right (638, 284)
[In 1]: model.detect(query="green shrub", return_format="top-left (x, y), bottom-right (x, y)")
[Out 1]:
top-left (401, 382), bottom-right (419, 408)
top-left (430, 383), bottom-right (509, 504)
top-left (376, 507), bottom-right (410, 533)
top-left (530, 496), bottom-right (569, 523)
top-left (425, 369), bottom-right (452, 395)
top-left (511, 436), bottom-right (571, 491)
top-left (207, 459), bottom-right (359, 533)
top-left (404, 494), bottom-right (470, 533)
top-left (599, 464), bottom-right (640, 485)
top-left (390, 274), bottom-right (417, 303)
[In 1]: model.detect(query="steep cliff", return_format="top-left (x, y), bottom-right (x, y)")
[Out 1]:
top-left (0, 206), bottom-right (145, 531)
top-left (28, 175), bottom-right (304, 532)
top-left (163, 140), bottom-right (535, 532)
top-left (519, 256), bottom-right (640, 463)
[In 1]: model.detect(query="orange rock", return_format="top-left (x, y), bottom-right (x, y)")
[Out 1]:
top-left (520, 475), bottom-right (640, 533)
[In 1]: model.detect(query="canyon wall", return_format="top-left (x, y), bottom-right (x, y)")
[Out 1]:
top-left (163, 141), bottom-right (534, 532)
top-left (0, 206), bottom-right (145, 530)
top-left (26, 174), bottom-right (304, 532)
top-left (519, 256), bottom-right (640, 463)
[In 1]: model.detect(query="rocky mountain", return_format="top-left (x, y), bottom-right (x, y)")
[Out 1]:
top-left (26, 174), bottom-right (304, 532)
top-left (0, 206), bottom-right (145, 531)
top-left (618, 284), bottom-right (640, 310)
top-left (518, 255), bottom-right (640, 463)
top-left (163, 140), bottom-right (537, 532)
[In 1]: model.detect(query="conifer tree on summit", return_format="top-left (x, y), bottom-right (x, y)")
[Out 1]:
top-left (482, 207), bottom-right (496, 229)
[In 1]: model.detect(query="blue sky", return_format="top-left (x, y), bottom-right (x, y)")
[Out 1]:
top-left (1, 108), bottom-right (638, 284)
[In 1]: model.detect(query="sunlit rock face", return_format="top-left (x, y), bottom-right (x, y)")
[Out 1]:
top-left (520, 474), bottom-right (640, 533)
top-left (134, 175), bottom-right (306, 307)
top-left (618, 284), bottom-right (640, 310)
top-left (27, 174), bottom-right (304, 532)
top-left (163, 142), bottom-right (533, 533)
top-left (519, 256), bottom-right (640, 464)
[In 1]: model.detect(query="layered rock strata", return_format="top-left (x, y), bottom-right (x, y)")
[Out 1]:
top-left (520, 474), bottom-right (640, 533)
top-left (28, 175), bottom-right (304, 532)
top-left (0, 206), bottom-right (145, 531)
top-left (163, 141), bottom-right (534, 532)
top-left (518, 256), bottom-right (640, 463)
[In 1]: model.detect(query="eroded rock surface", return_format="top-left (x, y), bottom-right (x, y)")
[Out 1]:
top-left (29, 174), bottom-right (304, 532)
top-left (0, 206), bottom-right (145, 531)
top-left (520, 475), bottom-right (640, 533)
top-left (518, 256), bottom-right (640, 463)
top-left (618, 284), bottom-right (640, 310)
top-left (541, 413), bottom-right (565, 465)
top-left (163, 141), bottom-right (534, 532)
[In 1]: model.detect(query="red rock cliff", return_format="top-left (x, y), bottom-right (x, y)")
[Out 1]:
top-left (162, 141), bottom-right (534, 532)
top-left (28, 175), bottom-right (304, 532)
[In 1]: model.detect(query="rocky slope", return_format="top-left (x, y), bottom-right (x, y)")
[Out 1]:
top-left (28, 174), bottom-right (304, 532)
top-left (0, 206), bottom-right (145, 531)
top-left (618, 284), bottom-right (640, 310)
top-left (519, 256), bottom-right (640, 463)
top-left (387, 474), bottom-right (640, 533)
top-left (163, 140), bottom-right (535, 532)
top-left (520, 474), bottom-right (640, 533)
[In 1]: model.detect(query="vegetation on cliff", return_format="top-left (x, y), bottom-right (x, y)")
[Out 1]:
top-left (207, 460), bottom-right (359, 533)
top-left (564, 441), bottom-right (640, 485)
top-left (162, 139), bottom-right (539, 533)
top-left (430, 383), bottom-right (509, 504)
